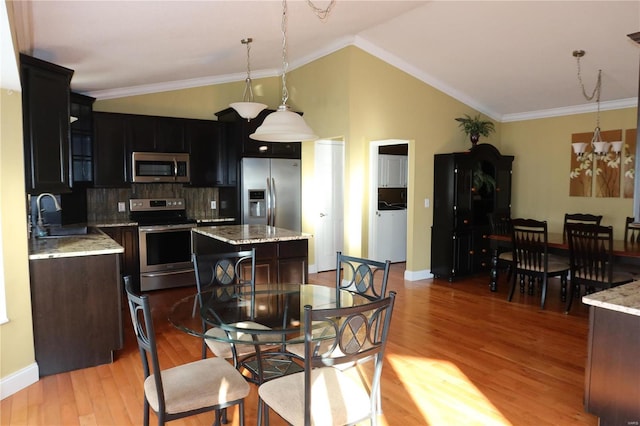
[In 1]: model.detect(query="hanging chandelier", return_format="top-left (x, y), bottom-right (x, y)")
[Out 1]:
top-left (250, 0), bottom-right (327, 142)
top-left (571, 50), bottom-right (623, 159)
top-left (230, 38), bottom-right (267, 121)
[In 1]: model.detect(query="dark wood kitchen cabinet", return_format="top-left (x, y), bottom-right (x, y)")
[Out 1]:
top-left (93, 112), bottom-right (129, 187)
top-left (431, 143), bottom-right (513, 281)
top-left (186, 119), bottom-right (234, 187)
top-left (29, 253), bottom-right (123, 376)
top-left (99, 225), bottom-right (139, 288)
top-left (192, 232), bottom-right (308, 285)
top-left (129, 115), bottom-right (186, 153)
top-left (215, 107), bottom-right (301, 159)
top-left (20, 54), bottom-right (74, 194)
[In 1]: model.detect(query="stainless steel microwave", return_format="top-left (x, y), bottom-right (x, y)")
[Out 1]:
top-left (131, 152), bottom-right (190, 183)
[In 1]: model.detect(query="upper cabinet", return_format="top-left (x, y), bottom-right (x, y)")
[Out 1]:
top-left (185, 119), bottom-right (233, 187)
top-left (129, 115), bottom-right (186, 153)
top-left (93, 112), bottom-right (129, 187)
top-left (70, 92), bottom-right (95, 184)
top-left (216, 108), bottom-right (301, 159)
top-left (378, 154), bottom-right (407, 188)
top-left (20, 54), bottom-right (74, 194)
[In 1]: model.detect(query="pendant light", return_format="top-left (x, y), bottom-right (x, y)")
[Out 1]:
top-left (230, 38), bottom-right (267, 121)
top-left (250, 0), bottom-right (318, 142)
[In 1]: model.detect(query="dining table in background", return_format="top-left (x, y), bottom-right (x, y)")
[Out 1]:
top-left (168, 283), bottom-right (374, 384)
top-left (488, 232), bottom-right (640, 292)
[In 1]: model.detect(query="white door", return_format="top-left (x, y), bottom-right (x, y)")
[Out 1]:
top-left (314, 140), bottom-right (344, 272)
top-left (374, 209), bottom-right (407, 262)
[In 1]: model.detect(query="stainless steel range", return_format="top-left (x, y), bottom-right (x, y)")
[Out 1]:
top-left (130, 198), bottom-right (196, 291)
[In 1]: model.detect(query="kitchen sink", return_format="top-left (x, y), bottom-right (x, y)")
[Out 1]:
top-left (37, 225), bottom-right (93, 238)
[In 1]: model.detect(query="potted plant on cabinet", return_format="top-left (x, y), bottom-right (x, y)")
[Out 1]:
top-left (455, 114), bottom-right (495, 146)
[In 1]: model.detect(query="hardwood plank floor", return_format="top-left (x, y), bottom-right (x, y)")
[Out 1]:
top-left (2, 264), bottom-right (598, 425)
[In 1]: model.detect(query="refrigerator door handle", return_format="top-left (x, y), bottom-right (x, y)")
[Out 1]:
top-left (266, 177), bottom-right (272, 226)
top-left (271, 177), bottom-right (277, 227)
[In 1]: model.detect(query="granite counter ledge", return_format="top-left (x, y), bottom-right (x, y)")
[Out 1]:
top-left (193, 224), bottom-right (312, 245)
top-left (29, 227), bottom-right (124, 260)
top-left (582, 280), bottom-right (640, 316)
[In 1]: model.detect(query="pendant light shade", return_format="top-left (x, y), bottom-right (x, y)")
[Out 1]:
top-left (230, 101), bottom-right (267, 120)
top-left (230, 38), bottom-right (266, 121)
top-left (250, 105), bottom-right (317, 142)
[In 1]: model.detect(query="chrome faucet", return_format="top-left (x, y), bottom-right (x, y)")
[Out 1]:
top-left (35, 193), bottom-right (62, 236)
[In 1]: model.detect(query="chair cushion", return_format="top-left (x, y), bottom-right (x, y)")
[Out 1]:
top-left (144, 357), bottom-right (249, 415)
top-left (517, 260), bottom-right (570, 274)
top-left (574, 270), bottom-right (634, 285)
top-left (498, 252), bottom-right (513, 261)
top-left (258, 367), bottom-right (372, 425)
top-left (205, 321), bottom-right (273, 359)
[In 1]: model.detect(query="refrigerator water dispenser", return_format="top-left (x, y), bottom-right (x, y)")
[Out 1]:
top-left (248, 190), bottom-right (266, 218)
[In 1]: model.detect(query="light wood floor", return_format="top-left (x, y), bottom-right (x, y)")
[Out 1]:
top-left (1, 264), bottom-right (599, 426)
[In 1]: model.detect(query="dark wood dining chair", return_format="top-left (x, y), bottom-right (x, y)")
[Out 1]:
top-left (565, 223), bottom-right (634, 314)
top-left (563, 213), bottom-right (603, 241)
top-left (488, 212), bottom-right (513, 280)
top-left (258, 292), bottom-right (397, 426)
top-left (624, 216), bottom-right (640, 244)
top-left (124, 276), bottom-right (250, 426)
top-left (508, 219), bottom-right (570, 310)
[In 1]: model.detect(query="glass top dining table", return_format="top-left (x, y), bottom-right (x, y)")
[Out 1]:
top-left (169, 283), bottom-right (374, 345)
top-left (168, 283), bottom-right (374, 384)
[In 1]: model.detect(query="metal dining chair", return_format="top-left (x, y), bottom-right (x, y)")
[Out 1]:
top-left (565, 223), bottom-right (634, 313)
top-left (258, 292), bottom-right (397, 426)
top-left (124, 276), bottom-right (250, 426)
top-left (192, 249), bottom-right (273, 367)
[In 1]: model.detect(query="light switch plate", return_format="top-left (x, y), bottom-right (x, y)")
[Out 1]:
top-left (424, 198), bottom-right (430, 208)
top-left (210, 200), bottom-right (216, 210)
top-left (118, 201), bottom-right (126, 212)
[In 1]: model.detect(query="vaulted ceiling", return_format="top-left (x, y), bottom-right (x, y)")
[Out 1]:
top-left (9, 1), bottom-right (640, 121)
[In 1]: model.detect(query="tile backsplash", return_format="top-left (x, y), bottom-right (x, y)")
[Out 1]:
top-left (87, 184), bottom-right (222, 223)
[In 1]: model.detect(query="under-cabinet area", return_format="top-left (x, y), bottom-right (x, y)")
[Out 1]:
top-left (28, 230), bottom-right (124, 376)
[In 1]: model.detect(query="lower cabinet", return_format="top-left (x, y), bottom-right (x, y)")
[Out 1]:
top-left (100, 226), bottom-right (139, 289)
top-left (29, 253), bottom-right (123, 376)
top-left (192, 233), bottom-right (308, 285)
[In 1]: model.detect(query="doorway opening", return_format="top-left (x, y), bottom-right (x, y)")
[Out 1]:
top-left (368, 140), bottom-right (409, 263)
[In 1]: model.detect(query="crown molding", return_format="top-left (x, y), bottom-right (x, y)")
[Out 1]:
top-left (501, 98), bottom-right (638, 123)
top-left (86, 68), bottom-right (278, 100)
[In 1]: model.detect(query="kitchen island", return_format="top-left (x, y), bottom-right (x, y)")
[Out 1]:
top-left (28, 228), bottom-right (124, 376)
top-left (193, 224), bottom-right (311, 284)
top-left (582, 281), bottom-right (640, 425)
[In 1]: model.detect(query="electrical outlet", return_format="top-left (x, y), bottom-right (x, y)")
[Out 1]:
top-left (118, 202), bottom-right (126, 212)
top-left (210, 200), bottom-right (217, 210)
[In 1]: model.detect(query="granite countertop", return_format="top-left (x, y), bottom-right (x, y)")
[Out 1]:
top-left (582, 280), bottom-right (640, 317)
top-left (89, 217), bottom-right (235, 227)
top-left (29, 227), bottom-right (124, 260)
top-left (193, 224), bottom-right (312, 245)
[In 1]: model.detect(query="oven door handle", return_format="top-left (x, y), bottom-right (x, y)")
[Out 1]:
top-left (138, 223), bottom-right (196, 232)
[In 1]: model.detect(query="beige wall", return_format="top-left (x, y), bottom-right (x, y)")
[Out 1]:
top-left (502, 108), bottom-right (637, 239)
top-left (0, 88), bottom-right (36, 378)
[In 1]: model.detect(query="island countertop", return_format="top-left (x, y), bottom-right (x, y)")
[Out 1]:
top-left (582, 280), bottom-right (640, 317)
top-left (29, 228), bottom-right (124, 260)
top-left (193, 224), bottom-right (312, 245)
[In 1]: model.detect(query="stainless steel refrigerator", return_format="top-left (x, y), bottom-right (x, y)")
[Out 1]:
top-left (241, 157), bottom-right (301, 232)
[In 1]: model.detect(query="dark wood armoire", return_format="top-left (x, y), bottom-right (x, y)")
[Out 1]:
top-left (431, 143), bottom-right (514, 281)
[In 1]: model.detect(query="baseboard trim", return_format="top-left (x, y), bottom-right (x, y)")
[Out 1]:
top-left (404, 269), bottom-right (431, 281)
top-left (1, 362), bottom-right (39, 400)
